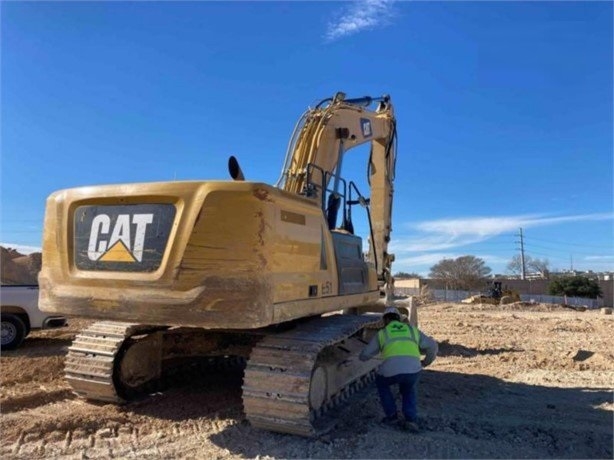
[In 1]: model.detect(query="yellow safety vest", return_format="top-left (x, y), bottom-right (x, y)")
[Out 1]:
top-left (378, 321), bottom-right (421, 359)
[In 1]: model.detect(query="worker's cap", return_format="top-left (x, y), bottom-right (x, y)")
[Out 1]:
top-left (383, 306), bottom-right (401, 318)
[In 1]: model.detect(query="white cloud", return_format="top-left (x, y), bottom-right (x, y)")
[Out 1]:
top-left (388, 212), bottom-right (614, 275)
top-left (393, 252), bottom-right (510, 276)
top-left (414, 213), bottom-right (613, 235)
top-left (395, 212), bottom-right (613, 252)
top-left (324, 0), bottom-right (396, 42)
top-left (0, 243), bottom-right (42, 254)
top-left (583, 255), bottom-right (614, 261)
top-left (393, 252), bottom-right (457, 267)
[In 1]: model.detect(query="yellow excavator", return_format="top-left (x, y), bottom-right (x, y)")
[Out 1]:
top-left (39, 92), bottom-right (398, 436)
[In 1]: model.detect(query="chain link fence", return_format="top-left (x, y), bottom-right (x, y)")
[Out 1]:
top-left (395, 287), bottom-right (604, 309)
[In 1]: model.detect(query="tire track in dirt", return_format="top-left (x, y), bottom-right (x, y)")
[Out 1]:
top-left (2, 366), bottom-right (247, 458)
top-left (1, 304), bottom-right (612, 459)
top-left (1, 388), bottom-right (75, 413)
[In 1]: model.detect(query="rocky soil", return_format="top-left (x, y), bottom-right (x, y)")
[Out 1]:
top-left (0, 246), bottom-right (41, 286)
top-left (1, 302), bottom-right (612, 459)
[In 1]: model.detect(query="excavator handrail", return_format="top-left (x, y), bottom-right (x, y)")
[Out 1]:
top-left (315, 93), bottom-right (390, 109)
top-left (276, 110), bottom-right (310, 188)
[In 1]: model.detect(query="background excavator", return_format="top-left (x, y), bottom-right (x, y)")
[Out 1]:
top-left (461, 281), bottom-right (521, 305)
top-left (39, 91), bottom-right (398, 436)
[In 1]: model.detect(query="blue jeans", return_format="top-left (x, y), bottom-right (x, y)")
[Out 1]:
top-left (375, 372), bottom-right (421, 422)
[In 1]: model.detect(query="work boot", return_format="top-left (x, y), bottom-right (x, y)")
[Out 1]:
top-left (380, 415), bottom-right (398, 426)
top-left (398, 420), bottom-right (420, 433)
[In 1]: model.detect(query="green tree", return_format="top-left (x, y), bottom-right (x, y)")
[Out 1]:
top-left (548, 276), bottom-right (602, 299)
top-left (429, 255), bottom-right (492, 290)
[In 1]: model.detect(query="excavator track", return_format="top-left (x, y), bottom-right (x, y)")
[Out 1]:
top-left (66, 321), bottom-right (250, 403)
top-left (67, 316), bottom-right (381, 437)
top-left (242, 314), bottom-right (380, 437)
top-left (65, 321), bottom-right (163, 403)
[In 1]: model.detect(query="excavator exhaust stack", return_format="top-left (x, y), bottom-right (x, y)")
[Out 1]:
top-left (228, 155), bottom-right (245, 181)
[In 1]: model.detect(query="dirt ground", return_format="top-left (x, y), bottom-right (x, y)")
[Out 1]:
top-left (1, 302), bottom-right (612, 459)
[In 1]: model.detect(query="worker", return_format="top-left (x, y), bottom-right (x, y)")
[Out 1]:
top-left (359, 306), bottom-right (438, 432)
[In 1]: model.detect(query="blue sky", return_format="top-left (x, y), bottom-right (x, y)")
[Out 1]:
top-left (1, 1), bottom-right (612, 276)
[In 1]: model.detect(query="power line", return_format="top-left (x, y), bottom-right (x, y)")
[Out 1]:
top-left (524, 249), bottom-right (561, 259)
top-left (0, 219), bottom-right (44, 223)
top-left (523, 242), bottom-right (608, 256)
top-left (524, 235), bottom-right (613, 249)
top-left (0, 230), bottom-right (43, 234)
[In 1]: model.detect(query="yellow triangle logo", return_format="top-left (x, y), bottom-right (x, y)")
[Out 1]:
top-left (99, 240), bottom-right (137, 263)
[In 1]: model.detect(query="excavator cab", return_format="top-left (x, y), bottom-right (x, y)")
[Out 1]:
top-left (304, 157), bottom-right (379, 297)
top-left (489, 281), bottom-right (503, 300)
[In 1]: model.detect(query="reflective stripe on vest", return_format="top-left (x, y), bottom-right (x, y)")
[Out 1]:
top-left (377, 321), bottom-right (421, 359)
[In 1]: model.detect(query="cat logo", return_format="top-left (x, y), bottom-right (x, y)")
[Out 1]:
top-left (74, 204), bottom-right (176, 272)
top-left (360, 118), bottom-right (372, 138)
top-left (88, 214), bottom-right (153, 262)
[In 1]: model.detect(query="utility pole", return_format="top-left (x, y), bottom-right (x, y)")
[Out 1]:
top-left (517, 227), bottom-right (526, 280)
